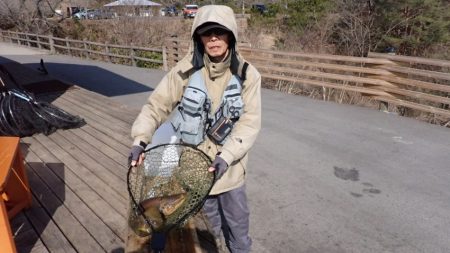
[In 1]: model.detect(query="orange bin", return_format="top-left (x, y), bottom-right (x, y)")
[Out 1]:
top-left (1, 137), bottom-right (32, 253)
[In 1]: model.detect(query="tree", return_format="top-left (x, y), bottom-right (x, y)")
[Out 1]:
top-left (371, 0), bottom-right (450, 55)
top-left (329, 0), bottom-right (375, 56)
top-left (0, 0), bottom-right (65, 32)
top-left (284, 0), bottom-right (334, 34)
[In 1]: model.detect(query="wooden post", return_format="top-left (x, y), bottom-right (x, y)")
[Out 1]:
top-left (65, 37), bottom-right (71, 56)
top-left (130, 44), bottom-right (136, 67)
top-left (25, 33), bottom-right (30, 47)
top-left (83, 39), bottom-right (89, 59)
top-left (17, 33), bottom-right (21, 46)
top-left (36, 35), bottom-right (42, 49)
top-left (105, 44), bottom-right (111, 63)
top-left (49, 35), bottom-right (55, 54)
top-left (162, 46), bottom-right (168, 71)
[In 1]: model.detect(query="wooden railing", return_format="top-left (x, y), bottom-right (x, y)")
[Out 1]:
top-left (165, 38), bottom-right (450, 121)
top-left (0, 30), bottom-right (168, 71)
top-left (1, 30), bottom-right (449, 121)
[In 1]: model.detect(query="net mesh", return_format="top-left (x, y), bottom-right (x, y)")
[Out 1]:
top-left (127, 144), bottom-right (214, 237)
top-left (0, 90), bottom-right (85, 137)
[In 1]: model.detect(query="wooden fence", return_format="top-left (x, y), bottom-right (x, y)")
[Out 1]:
top-left (1, 30), bottom-right (449, 121)
top-left (0, 30), bottom-right (167, 71)
top-left (165, 38), bottom-right (450, 121)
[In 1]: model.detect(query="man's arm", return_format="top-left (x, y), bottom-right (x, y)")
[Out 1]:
top-left (131, 69), bottom-right (184, 147)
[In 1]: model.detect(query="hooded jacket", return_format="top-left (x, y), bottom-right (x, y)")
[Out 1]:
top-left (131, 5), bottom-right (261, 195)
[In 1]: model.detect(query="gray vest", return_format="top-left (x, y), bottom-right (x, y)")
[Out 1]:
top-left (171, 70), bottom-right (244, 146)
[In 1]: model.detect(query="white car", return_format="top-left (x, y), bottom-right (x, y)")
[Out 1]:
top-left (73, 9), bottom-right (94, 19)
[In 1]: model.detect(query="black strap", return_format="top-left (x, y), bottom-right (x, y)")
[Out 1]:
top-left (241, 62), bottom-right (249, 81)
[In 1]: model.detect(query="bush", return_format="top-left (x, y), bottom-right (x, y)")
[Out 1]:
top-left (136, 50), bottom-right (163, 69)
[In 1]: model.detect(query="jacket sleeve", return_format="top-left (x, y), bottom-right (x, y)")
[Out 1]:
top-left (219, 65), bottom-right (262, 165)
top-left (131, 69), bottom-right (184, 146)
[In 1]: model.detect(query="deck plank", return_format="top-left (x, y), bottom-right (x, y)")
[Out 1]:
top-left (63, 89), bottom-right (137, 125)
top-left (68, 127), bottom-right (128, 166)
top-left (72, 124), bottom-right (129, 158)
top-left (46, 130), bottom-right (127, 199)
top-left (51, 130), bottom-right (127, 186)
top-left (51, 97), bottom-right (133, 147)
top-left (23, 140), bottom-right (127, 232)
top-left (30, 135), bottom-right (127, 216)
top-left (10, 212), bottom-right (50, 253)
top-left (60, 94), bottom-right (131, 133)
top-left (75, 88), bottom-right (140, 123)
top-left (24, 145), bottom-right (126, 235)
top-left (25, 150), bottom-right (124, 252)
top-left (52, 92), bottom-right (131, 135)
top-left (9, 86), bottom-right (209, 253)
top-left (25, 162), bottom-right (102, 252)
top-left (24, 196), bottom-right (76, 253)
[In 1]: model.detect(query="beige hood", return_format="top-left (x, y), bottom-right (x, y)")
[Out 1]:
top-left (180, 5), bottom-right (248, 80)
top-left (191, 5), bottom-right (238, 42)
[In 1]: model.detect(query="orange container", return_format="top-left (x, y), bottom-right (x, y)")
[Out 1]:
top-left (0, 137), bottom-right (32, 253)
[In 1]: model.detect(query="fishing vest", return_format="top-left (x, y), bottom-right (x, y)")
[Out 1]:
top-left (170, 69), bottom-right (244, 146)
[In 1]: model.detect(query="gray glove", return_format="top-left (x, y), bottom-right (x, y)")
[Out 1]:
top-left (128, 145), bottom-right (144, 166)
top-left (211, 156), bottom-right (228, 179)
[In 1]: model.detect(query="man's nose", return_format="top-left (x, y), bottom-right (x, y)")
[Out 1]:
top-left (209, 34), bottom-right (219, 41)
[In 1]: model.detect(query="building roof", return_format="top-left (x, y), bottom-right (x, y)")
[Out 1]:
top-left (104, 0), bottom-right (161, 7)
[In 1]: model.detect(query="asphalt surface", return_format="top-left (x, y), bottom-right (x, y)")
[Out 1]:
top-left (2, 43), bottom-right (450, 253)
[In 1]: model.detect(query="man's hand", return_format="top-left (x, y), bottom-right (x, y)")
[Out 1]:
top-left (208, 156), bottom-right (228, 179)
top-left (128, 145), bottom-right (145, 167)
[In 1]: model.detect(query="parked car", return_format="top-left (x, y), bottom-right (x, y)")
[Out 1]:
top-left (87, 9), bottom-right (114, 19)
top-left (73, 9), bottom-right (94, 19)
top-left (161, 6), bottom-right (178, 16)
top-left (251, 4), bottom-right (268, 15)
top-left (183, 4), bottom-right (198, 18)
top-left (166, 6), bottom-right (178, 16)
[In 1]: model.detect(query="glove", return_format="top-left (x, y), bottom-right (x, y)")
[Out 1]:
top-left (209, 156), bottom-right (228, 179)
top-left (128, 145), bottom-right (144, 166)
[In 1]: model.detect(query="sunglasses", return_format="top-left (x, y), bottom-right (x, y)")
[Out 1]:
top-left (199, 28), bottom-right (229, 37)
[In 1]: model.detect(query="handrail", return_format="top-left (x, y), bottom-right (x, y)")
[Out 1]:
top-left (165, 38), bottom-right (450, 121)
top-left (1, 30), bottom-right (449, 122)
top-left (0, 30), bottom-right (167, 71)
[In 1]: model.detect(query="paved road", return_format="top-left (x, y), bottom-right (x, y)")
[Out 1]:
top-left (2, 43), bottom-right (450, 253)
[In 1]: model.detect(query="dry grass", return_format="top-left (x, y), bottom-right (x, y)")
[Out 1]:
top-left (59, 17), bottom-right (192, 47)
top-left (53, 16), bottom-right (450, 128)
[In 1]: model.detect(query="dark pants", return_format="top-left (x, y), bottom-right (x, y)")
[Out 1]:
top-left (203, 185), bottom-right (252, 253)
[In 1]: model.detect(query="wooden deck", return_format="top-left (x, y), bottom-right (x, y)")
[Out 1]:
top-left (10, 87), bottom-right (218, 253)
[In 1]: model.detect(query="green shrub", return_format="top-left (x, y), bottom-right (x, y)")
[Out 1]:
top-left (136, 50), bottom-right (163, 69)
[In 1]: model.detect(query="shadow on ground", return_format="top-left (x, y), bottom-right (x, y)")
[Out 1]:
top-left (23, 62), bottom-right (154, 97)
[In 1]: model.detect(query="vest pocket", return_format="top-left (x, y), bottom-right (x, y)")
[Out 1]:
top-left (181, 88), bottom-right (206, 114)
top-left (171, 86), bottom-right (208, 146)
top-left (179, 115), bottom-right (204, 145)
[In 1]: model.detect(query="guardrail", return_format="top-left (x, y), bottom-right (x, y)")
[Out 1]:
top-left (165, 38), bottom-right (450, 122)
top-left (1, 30), bottom-right (449, 122)
top-left (0, 30), bottom-right (168, 71)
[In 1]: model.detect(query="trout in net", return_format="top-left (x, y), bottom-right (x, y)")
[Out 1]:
top-left (127, 144), bottom-right (215, 237)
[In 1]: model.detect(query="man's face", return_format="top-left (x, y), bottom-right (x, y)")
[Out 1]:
top-left (200, 28), bottom-right (230, 62)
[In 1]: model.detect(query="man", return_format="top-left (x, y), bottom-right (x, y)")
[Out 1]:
top-left (129, 5), bottom-right (261, 253)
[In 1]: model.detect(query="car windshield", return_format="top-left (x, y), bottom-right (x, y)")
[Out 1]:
top-left (186, 6), bottom-right (197, 10)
